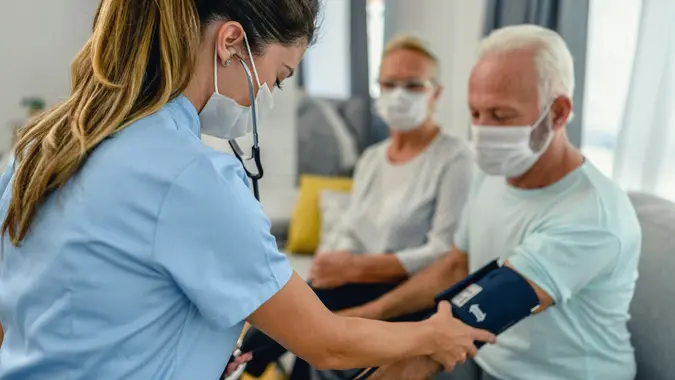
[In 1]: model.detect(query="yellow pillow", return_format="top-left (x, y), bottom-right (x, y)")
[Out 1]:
top-left (286, 175), bottom-right (352, 254)
top-left (240, 366), bottom-right (285, 380)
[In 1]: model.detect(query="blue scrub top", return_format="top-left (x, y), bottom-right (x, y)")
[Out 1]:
top-left (0, 96), bottom-right (293, 380)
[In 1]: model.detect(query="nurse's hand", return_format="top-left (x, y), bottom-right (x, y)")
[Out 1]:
top-left (310, 251), bottom-right (354, 289)
top-left (425, 301), bottom-right (495, 372)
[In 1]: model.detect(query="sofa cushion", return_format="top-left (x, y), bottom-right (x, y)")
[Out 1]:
top-left (317, 189), bottom-right (352, 253)
top-left (628, 192), bottom-right (675, 380)
top-left (286, 175), bottom-right (353, 254)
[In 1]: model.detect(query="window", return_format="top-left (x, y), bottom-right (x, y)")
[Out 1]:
top-left (367, 0), bottom-right (385, 98)
top-left (581, 0), bottom-right (643, 176)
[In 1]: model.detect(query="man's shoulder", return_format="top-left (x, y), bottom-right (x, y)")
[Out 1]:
top-left (548, 163), bottom-right (641, 246)
top-left (571, 163), bottom-right (637, 223)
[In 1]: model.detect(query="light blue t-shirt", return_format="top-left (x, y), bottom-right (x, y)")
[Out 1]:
top-left (455, 162), bottom-right (641, 380)
top-left (0, 96), bottom-right (293, 379)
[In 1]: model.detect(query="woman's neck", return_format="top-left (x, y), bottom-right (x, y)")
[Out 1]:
top-left (387, 119), bottom-right (440, 164)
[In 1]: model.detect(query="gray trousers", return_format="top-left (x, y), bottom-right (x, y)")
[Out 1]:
top-left (434, 359), bottom-right (500, 380)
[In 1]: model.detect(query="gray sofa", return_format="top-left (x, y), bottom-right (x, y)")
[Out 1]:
top-left (628, 192), bottom-right (675, 380)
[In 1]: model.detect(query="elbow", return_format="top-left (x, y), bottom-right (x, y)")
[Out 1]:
top-left (305, 351), bottom-right (343, 371)
top-left (299, 318), bottom-right (354, 370)
top-left (301, 343), bottom-right (351, 371)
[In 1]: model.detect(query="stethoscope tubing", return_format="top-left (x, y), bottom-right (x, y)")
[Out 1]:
top-left (228, 57), bottom-right (263, 200)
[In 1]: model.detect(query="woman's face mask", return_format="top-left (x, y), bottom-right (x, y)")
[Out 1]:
top-left (471, 103), bottom-right (554, 178)
top-left (376, 87), bottom-right (432, 132)
top-left (199, 33), bottom-right (274, 140)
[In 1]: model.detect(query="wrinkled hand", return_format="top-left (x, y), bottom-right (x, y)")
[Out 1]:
top-left (310, 251), bottom-right (355, 289)
top-left (224, 352), bottom-right (252, 378)
top-left (426, 301), bottom-right (496, 372)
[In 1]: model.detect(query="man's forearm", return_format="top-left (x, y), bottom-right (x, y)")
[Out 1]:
top-left (351, 254), bottom-right (408, 284)
top-left (369, 356), bottom-right (442, 380)
top-left (374, 251), bottom-right (468, 320)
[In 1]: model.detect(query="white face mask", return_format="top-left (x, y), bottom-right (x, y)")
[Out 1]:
top-left (376, 88), bottom-right (431, 132)
top-left (471, 104), bottom-right (554, 178)
top-left (199, 33), bottom-right (274, 140)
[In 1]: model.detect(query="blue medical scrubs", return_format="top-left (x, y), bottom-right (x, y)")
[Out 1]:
top-left (0, 96), bottom-right (293, 379)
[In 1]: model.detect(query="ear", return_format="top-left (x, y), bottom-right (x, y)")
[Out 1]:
top-left (432, 85), bottom-right (444, 101)
top-left (551, 95), bottom-right (572, 131)
top-left (216, 21), bottom-right (245, 63)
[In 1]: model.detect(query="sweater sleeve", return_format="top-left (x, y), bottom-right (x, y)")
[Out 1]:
top-left (395, 151), bottom-right (474, 274)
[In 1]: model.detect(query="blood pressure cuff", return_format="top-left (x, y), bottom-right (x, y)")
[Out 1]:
top-left (434, 260), bottom-right (540, 348)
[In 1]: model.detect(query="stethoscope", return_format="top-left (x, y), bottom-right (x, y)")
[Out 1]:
top-left (228, 56), bottom-right (264, 201)
top-left (221, 57), bottom-right (378, 380)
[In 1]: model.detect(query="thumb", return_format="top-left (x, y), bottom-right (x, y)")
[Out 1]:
top-left (437, 300), bottom-right (453, 316)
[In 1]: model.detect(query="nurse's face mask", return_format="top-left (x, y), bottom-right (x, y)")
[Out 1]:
top-left (471, 102), bottom-right (554, 178)
top-left (199, 32), bottom-right (275, 140)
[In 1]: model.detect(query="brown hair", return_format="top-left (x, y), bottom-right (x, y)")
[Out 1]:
top-left (3, 0), bottom-right (319, 246)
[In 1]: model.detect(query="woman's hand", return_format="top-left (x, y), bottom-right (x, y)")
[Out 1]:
top-left (310, 251), bottom-right (355, 289)
top-left (424, 301), bottom-right (495, 372)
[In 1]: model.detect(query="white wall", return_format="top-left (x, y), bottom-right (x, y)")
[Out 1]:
top-left (0, 1), bottom-right (98, 154)
top-left (384, 0), bottom-right (486, 139)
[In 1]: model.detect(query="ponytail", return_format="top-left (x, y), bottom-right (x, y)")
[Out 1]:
top-left (2, 0), bottom-right (201, 246)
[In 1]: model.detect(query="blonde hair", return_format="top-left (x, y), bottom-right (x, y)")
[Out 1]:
top-left (382, 34), bottom-right (439, 81)
top-left (2, 0), bottom-right (201, 246)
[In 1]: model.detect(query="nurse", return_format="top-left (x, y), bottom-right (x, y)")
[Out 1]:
top-left (0, 1), bottom-right (495, 379)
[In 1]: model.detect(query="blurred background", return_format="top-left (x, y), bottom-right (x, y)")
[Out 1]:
top-left (1, 0), bottom-right (673, 242)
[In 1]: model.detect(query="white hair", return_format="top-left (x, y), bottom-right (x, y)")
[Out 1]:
top-left (478, 24), bottom-right (575, 109)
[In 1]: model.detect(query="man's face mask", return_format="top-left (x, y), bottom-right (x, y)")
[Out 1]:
top-left (199, 32), bottom-right (274, 140)
top-left (471, 103), bottom-right (554, 178)
top-left (376, 85), bottom-right (432, 132)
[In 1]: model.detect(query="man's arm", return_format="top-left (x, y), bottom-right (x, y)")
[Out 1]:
top-left (343, 247), bottom-right (469, 321)
top-left (363, 262), bottom-right (553, 380)
top-left (368, 357), bottom-right (442, 380)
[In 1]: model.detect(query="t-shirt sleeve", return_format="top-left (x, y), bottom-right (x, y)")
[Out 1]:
top-left (508, 224), bottom-right (620, 304)
top-left (453, 165), bottom-right (483, 253)
top-left (153, 153), bottom-right (293, 330)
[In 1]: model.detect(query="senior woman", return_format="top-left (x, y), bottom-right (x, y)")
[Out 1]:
top-left (241, 35), bottom-right (475, 380)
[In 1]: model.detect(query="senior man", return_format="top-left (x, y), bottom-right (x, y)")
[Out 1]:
top-left (345, 25), bottom-right (641, 380)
